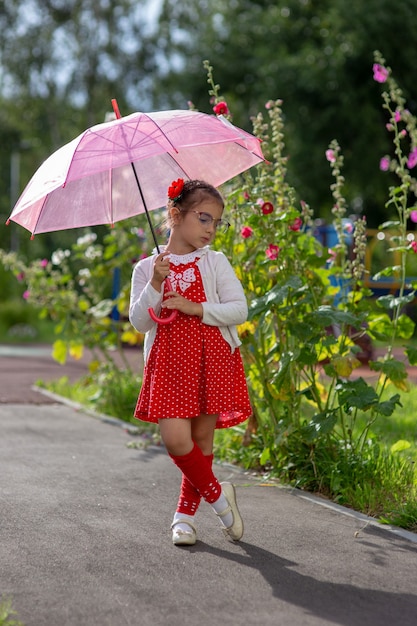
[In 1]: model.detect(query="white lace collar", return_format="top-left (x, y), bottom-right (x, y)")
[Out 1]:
top-left (154, 246), bottom-right (209, 266)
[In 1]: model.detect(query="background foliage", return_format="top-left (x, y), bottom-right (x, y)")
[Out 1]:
top-left (1, 0), bottom-right (417, 261)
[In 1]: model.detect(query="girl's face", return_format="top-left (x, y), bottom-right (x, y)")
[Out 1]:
top-left (170, 198), bottom-right (224, 253)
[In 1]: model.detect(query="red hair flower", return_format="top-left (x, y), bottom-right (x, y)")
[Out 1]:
top-left (213, 101), bottom-right (229, 116)
top-left (168, 178), bottom-right (185, 201)
top-left (261, 201), bottom-right (274, 215)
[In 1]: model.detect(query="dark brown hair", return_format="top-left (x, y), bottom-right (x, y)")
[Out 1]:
top-left (167, 180), bottom-right (224, 214)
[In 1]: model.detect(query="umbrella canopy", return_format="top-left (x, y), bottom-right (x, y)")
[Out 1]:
top-left (7, 109), bottom-right (265, 239)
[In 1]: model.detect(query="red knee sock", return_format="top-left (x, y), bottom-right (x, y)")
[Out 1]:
top-left (169, 444), bottom-right (221, 505)
top-left (176, 453), bottom-right (214, 515)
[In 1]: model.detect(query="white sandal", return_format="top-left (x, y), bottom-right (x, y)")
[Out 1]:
top-left (216, 482), bottom-right (244, 541)
top-left (171, 519), bottom-right (197, 546)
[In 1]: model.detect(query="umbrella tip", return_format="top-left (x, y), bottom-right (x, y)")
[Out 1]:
top-left (110, 223), bottom-right (115, 229)
top-left (30, 234), bottom-right (35, 240)
top-left (5, 219), bottom-right (10, 225)
top-left (111, 99), bottom-right (122, 119)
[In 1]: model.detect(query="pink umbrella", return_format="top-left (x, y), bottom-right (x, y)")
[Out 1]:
top-left (7, 101), bottom-right (265, 322)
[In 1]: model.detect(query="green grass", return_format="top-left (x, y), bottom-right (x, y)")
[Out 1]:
top-left (0, 597), bottom-right (24, 626)
top-left (37, 367), bottom-right (143, 425)
top-left (356, 384), bottom-right (417, 461)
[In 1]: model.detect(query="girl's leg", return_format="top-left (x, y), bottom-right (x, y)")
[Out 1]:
top-left (160, 415), bottom-right (243, 542)
top-left (174, 415), bottom-right (217, 517)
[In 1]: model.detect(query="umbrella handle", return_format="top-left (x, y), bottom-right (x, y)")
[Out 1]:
top-left (148, 307), bottom-right (178, 325)
top-left (148, 277), bottom-right (178, 325)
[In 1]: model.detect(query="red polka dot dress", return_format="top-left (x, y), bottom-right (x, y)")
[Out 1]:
top-left (134, 253), bottom-right (252, 428)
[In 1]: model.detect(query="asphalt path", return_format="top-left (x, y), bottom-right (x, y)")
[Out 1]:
top-left (1, 345), bottom-right (417, 625)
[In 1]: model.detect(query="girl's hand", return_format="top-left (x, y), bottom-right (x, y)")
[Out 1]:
top-left (151, 251), bottom-right (171, 290)
top-left (162, 291), bottom-right (203, 318)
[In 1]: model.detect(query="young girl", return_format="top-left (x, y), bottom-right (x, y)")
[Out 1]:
top-left (129, 179), bottom-right (252, 546)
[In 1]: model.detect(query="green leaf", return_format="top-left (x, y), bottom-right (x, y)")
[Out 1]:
top-left (249, 276), bottom-right (303, 317)
top-left (260, 447), bottom-right (271, 465)
top-left (308, 305), bottom-right (358, 328)
top-left (311, 411), bottom-right (338, 434)
top-left (379, 220), bottom-right (401, 230)
top-left (367, 313), bottom-right (393, 340)
top-left (397, 314), bottom-right (415, 339)
top-left (406, 346), bottom-right (417, 365)
top-left (335, 378), bottom-right (379, 411)
top-left (374, 394), bottom-right (402, 416)
top-left (372, 265), bottom-right (401, 280)
top-left (377, 293), bottom-right (415, 309)
top-left (369, 359), bottom-right (407, 383)
top-left (390, 439), bottom-right (411, 454)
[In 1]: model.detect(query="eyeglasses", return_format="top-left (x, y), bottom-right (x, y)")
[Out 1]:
top-left (190, 211), bottom-right (230, 232)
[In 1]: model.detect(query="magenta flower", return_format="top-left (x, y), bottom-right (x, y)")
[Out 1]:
top-left (373, 63), bottom-right (389, 83)
top-left (410, 241), bottom-right (417, 253)
top-left (407, 148), bottom-right (417, 169)
top-left (261, 202), bottom-right (274, 215)
top-left (241, 226), bottom-right (254, 239)
top-left (22, 290), bottom-right (30, 300)
top-left (289, 217), bottom-right (303, 231)
top-left (266, 244), bottom-right (280, 260)
top-left (379, 156), bottom-right (390, 171)
top-left (243, 191), bottom-right (250, 200)
top-left (325, 149), bottom-right (336, 163)
top-left (410, 210), bottom-right (417, 223)
top-left (394, 109), bottom-right (402, 123)
top-left (16, 272), bottom-right (25, 282)
top-left (213, 101), bottom-right (229, 116)
top-left (40, 258), bottom-right (48, 268)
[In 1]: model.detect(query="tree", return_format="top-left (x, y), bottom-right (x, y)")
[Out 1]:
top-left (0, 0), bottom-right (157, 257)
top-left (150, 0), bottom-right (417, 226)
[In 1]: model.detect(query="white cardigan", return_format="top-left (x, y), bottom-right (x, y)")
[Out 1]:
top-left (129, 246), bottom-right (248, 364)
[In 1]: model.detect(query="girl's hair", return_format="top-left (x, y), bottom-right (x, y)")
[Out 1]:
top-left (167, 180), bottom-right (224, 216)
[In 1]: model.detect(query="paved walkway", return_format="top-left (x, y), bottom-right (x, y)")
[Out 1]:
top-left (1, 344), bottom-right (417, 625)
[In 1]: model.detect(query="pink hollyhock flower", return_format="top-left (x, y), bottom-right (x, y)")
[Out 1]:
top-left (213, 101), bottom-right (229, 116)
top-left (344, 222), bottom-right (354, 234)
top-left (265, 101), bottom-right (273, 110)
top-left (40, 258), bottom-right (48, 268)
top-left (327, 248), bottom-right (337, 263)
top-left (22, 290), bottom-right (30, 300)
top-left (243, 191), bottom-right (250, 200)
top-left (380, 156), bottom-right (390, 171)
top-left (266, 244), bottom-right (280, 260)
top-left (289, 217), bottom-right (303, 231)
top-left (410, 241), bottom-right (417, 253)
top-left (394, 109), bottom-right (401, 123)
top-left (325, 149), bottom-right (336, 163)
top-left (407, 148), bottom-right (417, 169)
top-left (410, 210), bottom-right (417, 223)
top-left (16, 272), bottom-right (25, 282)
top-left (261, 202), bottom-right (274, 215)
top-left (373, 63), bottom-right (389, 83)
top-left (241, 226), bottom-right (254, 238)
top-left (386, 123), bottom-right (394, 131)
top-left (399, 129), bottom-right (407, 138)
